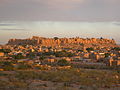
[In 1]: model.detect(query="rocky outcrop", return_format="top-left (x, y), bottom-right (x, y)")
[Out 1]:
top-left (7, 36), bottom-right (116, 47)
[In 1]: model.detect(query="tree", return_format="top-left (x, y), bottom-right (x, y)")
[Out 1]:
top-left (86, 47), bottom-right (94, 52)
top-left (112, 47), bottom-right (120, 51)
top-left (27, 52), bottom-right (35, 59)
top-left (100, 37), bottom-right (103, 39)
top-left (57, 59), bottom-right (69, 66)
top-left (105, 53), bottom-right (110, 58)
top-left (0, 49), bottom-right (11, 54)
top-left (54, 37), bottom-right (59, 40)
top-left (55, 51), bottom-right (74, 57)
top-left (11, 53), bottom-right (25, 60)
top-left (39, 56), bottom-right (45, 60)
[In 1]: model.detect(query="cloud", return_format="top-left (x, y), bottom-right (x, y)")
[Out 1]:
top-left (0, 0), bottom-right (11, 5)
top-left (0, 0), bottom-right (120, 21)
top-left (0, 22), bottom-right (27, 31)
top-left (46, 0), bottom-right (85, 9)
top-left (28, 0), bottom-right (85, 10)
top-left (0, 23), bottom-right (16, 26)
top-left (34, 0), bottom-right (84, 3)
top-left (113, 22), bottom-right (120, 26)
top-left (0, 28), bottom-right (26, 31)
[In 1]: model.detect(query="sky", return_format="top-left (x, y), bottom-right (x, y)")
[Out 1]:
top-left (0, 0), bottom-right (120, 44)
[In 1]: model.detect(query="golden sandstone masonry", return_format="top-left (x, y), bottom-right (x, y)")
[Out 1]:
top-left (7, 36), bottom-right (116, 47)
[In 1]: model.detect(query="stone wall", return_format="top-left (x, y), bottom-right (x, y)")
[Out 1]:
top-left (7, 36), bottom-right (116, 47)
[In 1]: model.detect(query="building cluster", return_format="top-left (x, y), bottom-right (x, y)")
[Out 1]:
top-left (0, 39), bottom-right (120, 67)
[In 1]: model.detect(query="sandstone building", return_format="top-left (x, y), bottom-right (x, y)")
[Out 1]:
top-left (7, 36), bottom-right (116, 47)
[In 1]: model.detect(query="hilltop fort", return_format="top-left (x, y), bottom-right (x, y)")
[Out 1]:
top-left (7, 36), bottom-right (117, 47)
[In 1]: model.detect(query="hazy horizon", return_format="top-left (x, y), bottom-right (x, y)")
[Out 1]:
top-left (0, 21), bottom-right (120, 44)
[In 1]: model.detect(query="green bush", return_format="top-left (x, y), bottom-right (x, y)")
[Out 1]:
top-left (16, 71), bottom-right (39, 80)
top-left (17, 64), bottom-right (32, 70)
top-left (55, 51), bottom-right (74, 57)
top-left (2, 62), bottom-right (14, 71)
top-left (86, 47), bottom-right (94, 52)
top-left (0, 49), bottom-right (11, 53)
top-left (11, 53), bottom-right (25, 59)
top-left (11, 68), bottom-right (120, 88)
top-left (3, 65), bottom-right (14, 71)
top-left (57, 59), bottom-right (69, 66)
